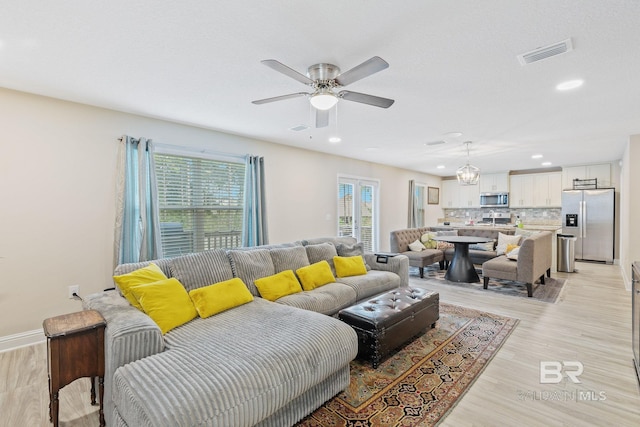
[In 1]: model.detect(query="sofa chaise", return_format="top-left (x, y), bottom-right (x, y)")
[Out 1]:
top-left (84, 236), bottom-right (409, 427)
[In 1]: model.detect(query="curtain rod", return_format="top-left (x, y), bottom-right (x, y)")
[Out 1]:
top-left (117, 136), bottom-right (248, 162)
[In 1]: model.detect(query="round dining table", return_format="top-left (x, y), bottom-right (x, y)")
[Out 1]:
top-left (434, 235), bottom-right (493, 283)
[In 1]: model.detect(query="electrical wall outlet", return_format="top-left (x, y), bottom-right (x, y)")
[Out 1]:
top-left (68, 285), bottom-right (79, 299)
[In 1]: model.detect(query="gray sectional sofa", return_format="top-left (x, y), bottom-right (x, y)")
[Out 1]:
top-left (84, 236), bottom-right (409, 427)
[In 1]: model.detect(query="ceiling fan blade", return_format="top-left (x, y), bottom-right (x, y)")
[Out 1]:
top-left (339, 90), bottom-right (395, 108)
top-left (261, 59), bottom-right (314, 85)
top-left (316, 109), bottom-right (329, 128)
top-left (334, 56), bottom-right (389, 87)
top-left (252, 92), bottom-right (309, 105)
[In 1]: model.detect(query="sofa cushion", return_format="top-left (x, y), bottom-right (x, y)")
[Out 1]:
top-left (113, 263), bottom-right (168, 310)
top-left (112, 299), bottom-right (358, 426)
top-left (507, 246), bottom-right (521, 260)
top-left (130, 278), bottom-right (197, 334)
top-left (335, 270), bottom-right (400, 300)
top-left (296, 261), bottom-right (336, 291)
top-left (420, 232), bottom-right (438, 249)
top-left (189, 278), bottom-right (254, 318)
top-left (227, 249), bottom-right (275, 296)
top-left (334, 255), bottom-right (368, 278)
top-left (403, 248), bottom-right (444, 267)
top-left (496, 233), bottom-right (522, 255)
top-left (409, 239), bottom-right (427, 252)
top-left (482, 255), bottom-right (517, 280)
top-left (275, 283), bottom-right (357, 315)
top-left (169, 249), bottom-right (234, 292)
top-left (305, 243), bottom-right (339, 275)
top-left (335, 242), bottom-right (364, 257)
top-left (469, 240), bottom-right (495, 251)
top-left (114, 258), bottom-right (173, 277)
top-left (303, 236), bottom-right (357, 247)
top-left (269, 246), bottom-right (310, 273)
top-left (254, 270), bottom-right (303, 301)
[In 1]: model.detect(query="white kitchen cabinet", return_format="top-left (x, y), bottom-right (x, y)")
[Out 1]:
top-left (533, 172), bottom-right (562, 207)
top-left (441, 179), bottom-right (459, 208)
top-left (562, 163), bottom-right (611, 189)
top-left (479, 173), bottom-right (509, 193)
top-left (459, 183), bottom-right (480, 207)
top-left (441, 179), bottom-right (480, 208)
top-left (509, 174), bottom-right (535, 207)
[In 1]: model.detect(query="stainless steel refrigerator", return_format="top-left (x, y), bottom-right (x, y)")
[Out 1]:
top-left (561, 188), bottom-right (614, 264)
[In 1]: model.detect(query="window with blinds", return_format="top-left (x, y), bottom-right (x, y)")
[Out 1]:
top-left (154, 153), bottom-right (245, 257)
top-left (415, 184), bottom-right (426, 227)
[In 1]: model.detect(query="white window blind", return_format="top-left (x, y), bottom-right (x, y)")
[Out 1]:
top-left (154, 153), bottom-right (245, 257)
top-left (415, 184), bottom-right (426, 227)
top-left (337, 177), bottom-right (379, 252)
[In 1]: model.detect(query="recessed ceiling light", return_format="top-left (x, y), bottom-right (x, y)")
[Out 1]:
top-left (437, 165), bottom-right (446, 169)
top-left (556, 79), bottom-right (584, 91)
top-left (443, 132), bottom-right (463, 138)
top-left (425, 140), bottom-right (446, 146)
top-left (328, 137), bottom-right (341, 143)
top-left (542, 161), bottom-right (552, 166)
top-left (532, 154), bottom-right (543, 159)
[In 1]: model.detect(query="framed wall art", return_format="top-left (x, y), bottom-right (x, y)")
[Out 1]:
top-left (427, 186), bottom-right (439, 204)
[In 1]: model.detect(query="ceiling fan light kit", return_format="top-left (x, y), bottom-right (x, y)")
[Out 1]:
top-left (252, 56), bottom-right (394, 127)
top-left (456, 141), bottom-right (480, 185)
top-left (309, 90), bottom-right (338, 110)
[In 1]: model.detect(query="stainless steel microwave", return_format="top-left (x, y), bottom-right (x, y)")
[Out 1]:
top-left (480, 192), bottom-right (509, 207)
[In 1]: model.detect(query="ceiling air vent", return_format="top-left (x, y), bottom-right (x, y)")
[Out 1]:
top-left (426, 140), bottom-right (446, 146)
top-left (517, 38), bottom-right (573, 65)
top-left (289, 124), bottom-right (309, 132)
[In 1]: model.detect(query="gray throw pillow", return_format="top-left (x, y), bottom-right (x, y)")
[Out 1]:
top-left (336, 242), bottom-right (364, 257)
top-left (305, 243), bottom-right (339, 274)
top-left (227, 249), bottom-right (275, 296)
top-left (336, 242), bottom-right (370, 270)
top-left (269, 246), bottom-right (310, 273)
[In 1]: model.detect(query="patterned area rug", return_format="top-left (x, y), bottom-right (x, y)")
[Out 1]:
top-left (295, 303), bottom-right (518, 427)
top-left (411, 266), bottom-right (567, 303)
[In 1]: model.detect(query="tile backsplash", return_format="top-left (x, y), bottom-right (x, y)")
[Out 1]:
top-left (442, 208), bottom-right (561, 225)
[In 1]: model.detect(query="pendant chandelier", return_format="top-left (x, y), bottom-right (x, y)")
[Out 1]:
top-left (456, 141), bottom-right (480, 185)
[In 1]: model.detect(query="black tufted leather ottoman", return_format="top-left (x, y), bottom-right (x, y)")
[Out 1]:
top-left (338, 287), bottom-right (439, 368)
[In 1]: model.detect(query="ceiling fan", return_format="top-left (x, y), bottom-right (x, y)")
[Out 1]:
top-left (252, 56), bottom-right (394, 128)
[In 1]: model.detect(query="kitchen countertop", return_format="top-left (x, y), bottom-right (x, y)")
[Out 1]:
top-left (521, 224), bottom-right (562, 231)
top-left (436, 223), bottom-right (562, 232)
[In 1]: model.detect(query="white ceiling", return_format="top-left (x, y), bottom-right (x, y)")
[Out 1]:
top-left (2, 1), bottom-right (639, 176)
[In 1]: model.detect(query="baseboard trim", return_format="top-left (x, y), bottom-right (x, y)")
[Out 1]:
top-left (0, 329), bottom-right (45, 353)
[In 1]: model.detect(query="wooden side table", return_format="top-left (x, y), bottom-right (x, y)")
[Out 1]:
top-left (43, 310), bottom-right (106, 427)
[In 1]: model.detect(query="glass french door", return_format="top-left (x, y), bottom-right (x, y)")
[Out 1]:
top-left (337, 177), bottom-right (379, 252)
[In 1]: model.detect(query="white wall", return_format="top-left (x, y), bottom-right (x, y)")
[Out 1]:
top-left (619, 134), bottom-right (640, 287)
top-left (0, 87), bottom-right (442, 340)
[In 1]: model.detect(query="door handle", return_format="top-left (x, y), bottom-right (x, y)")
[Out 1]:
top-left (581, 200), bottom-right (586, 239)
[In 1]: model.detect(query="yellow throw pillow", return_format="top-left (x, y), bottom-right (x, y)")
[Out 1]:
top-left (129, 278), bottom-right (197, 334)
top-left (506, 243), bottom-right (519, 254)
top-left (296, 261), bottom-right (336, 291)
top-left (113, 263), bottom-right (168, 310)
top-left (333, 255), bottom-right (368, 278)
top-left (189, 278), bottom-right (254, 318)
top-left (254, 270), bottom-right (302, 301)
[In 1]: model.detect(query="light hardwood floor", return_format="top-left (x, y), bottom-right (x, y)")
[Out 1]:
top-left (0, 262), bottom-right (638, 426)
